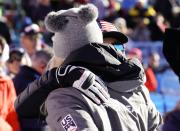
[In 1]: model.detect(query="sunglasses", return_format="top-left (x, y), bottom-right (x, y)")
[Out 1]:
top-left (113, 44), bottom-right (125, 53)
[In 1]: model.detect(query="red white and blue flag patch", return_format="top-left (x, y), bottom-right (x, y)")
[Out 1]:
top-left (98, 20), bottom-right (118, 32)
top-left (61, 114), bottom-right (77, 131)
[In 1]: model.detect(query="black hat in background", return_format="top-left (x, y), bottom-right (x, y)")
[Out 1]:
top-left (98, 20), bottom-right (128, 44)
top-left (163, 28), bottom-right (180, 78)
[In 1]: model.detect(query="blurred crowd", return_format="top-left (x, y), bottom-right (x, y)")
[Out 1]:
top-left (0, 0), bottom-right (179, 46)
top-left (0, 0), bottom-right (180, 131)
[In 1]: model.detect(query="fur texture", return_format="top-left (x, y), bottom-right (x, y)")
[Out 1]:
top-left (45, 4), bottom-right (98, 33)
top-left (45, 12), bottom-right (69, 32)
top-left (45, 4), bottom-right (103, 69)
top-left (78, 4), bottom-right (98, 23)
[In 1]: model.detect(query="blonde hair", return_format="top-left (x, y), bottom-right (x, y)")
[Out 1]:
top-left (0, 36), bottom-right (9, 76)
top-left (46, 56), bottom-right (64, 71)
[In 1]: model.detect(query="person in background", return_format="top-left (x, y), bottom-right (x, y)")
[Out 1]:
top-left (127, 47), bottom-right (143, 62)
top-left (131, 17), bottom-right (151, 41)
top-left (126, 0), bottom-right (156, 29)
top-left (144, 52), bottom-right (160, 92)
top-left (99, 20), bottom-right (128, 49)
top-left (13, 49), bottom-right (53, 131)
top-left (13, 49), bottom-right (53, 95)
top-left (162, 101), bottom-right (180, 131)
top-left (20, 23), bottom-right (44, 57)
top-left (113, 17), bottom-right (135, 51)
top-left (20, 23), bottom-right (52, 66)
top-left (148, 52), bottom-right (169, 75)
top-left (113, 17), bottom-right (133, 39)
top-left (128, 48), bottom-right (158, 92)
top-left (0, 36), bottom-right (20, 131)
top-left (6, 47), bottom-right (24, 79)
top-left (149, 52), bottom-right (160, 73)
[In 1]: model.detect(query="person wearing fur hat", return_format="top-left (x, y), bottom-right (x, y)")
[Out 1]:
top-left (15, 4), bottom-right (162, 131)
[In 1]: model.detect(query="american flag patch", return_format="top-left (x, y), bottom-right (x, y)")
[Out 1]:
top-left (99, 20), bottom-right (118, 32)
top-left (61, 114), bottom-right (77, 131)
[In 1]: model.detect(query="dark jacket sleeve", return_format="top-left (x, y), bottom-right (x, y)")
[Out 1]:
top-left (163, 28), bottom-right (180, 79)
top-left (14, 68), bottom-right (59, 118)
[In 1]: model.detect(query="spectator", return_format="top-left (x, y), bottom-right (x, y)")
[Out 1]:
top-left (13, 49), bottom-right (53, 95)
top-left (154, 0), bottom-right (180, 27)
top-left (127, 48), bottom-right (158, 92)
top-left (113, 17), bottom-right (133, 38)
top-left (131, 17), bottom-right (151, 41)
top-left (0, 36), bottom-right (20, 131)
top-left (145, 65), bottom-right (158, 92)
top-left (148, 52), bottom-right (165, 74)
top-left (162, 101), bottom-right (180, 131)
top-left (144, 52), bottom-right (159, 92)
top-left (13, 49), bottom-right (52, 131)
top-left (20, 23), bottom-right (51, 66)
top-left (127, 47), bottom-right (143, 62)
top-left (126, 0), bottom-right (156, 29)
top-left (20, 23), bottom-right (43, 57)
top-left (6, 47), bottom-right (24, 79)
top-left (113, 17), bottom-right (134, 51)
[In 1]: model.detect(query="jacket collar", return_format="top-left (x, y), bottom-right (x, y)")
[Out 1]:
top-left (63, 43), bottom-right (145, 92)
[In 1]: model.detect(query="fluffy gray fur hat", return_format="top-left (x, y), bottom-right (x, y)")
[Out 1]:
top-left (45, 4), bottom-right (103, 59)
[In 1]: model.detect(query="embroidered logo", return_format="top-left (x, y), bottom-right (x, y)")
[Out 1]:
top-left (61, 114), bottom-right (77, 131)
